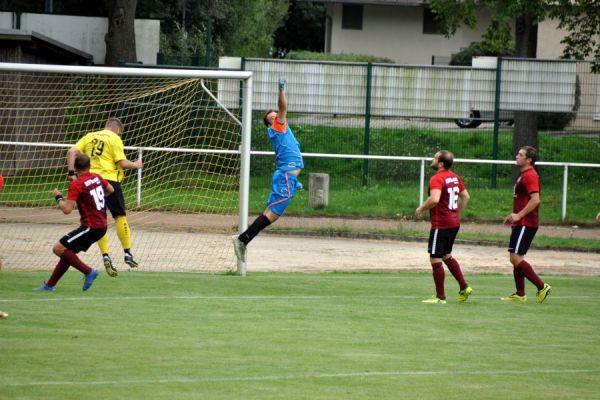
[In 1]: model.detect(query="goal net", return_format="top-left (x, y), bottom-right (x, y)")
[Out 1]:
top-left (0, 63), bottom-right (252, 275)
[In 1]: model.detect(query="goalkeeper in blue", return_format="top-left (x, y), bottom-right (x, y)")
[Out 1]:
top-left (232, 77), bottom-right (303, 263)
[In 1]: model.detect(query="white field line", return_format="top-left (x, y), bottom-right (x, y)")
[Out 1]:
top-left (0, 294), bottom-right (596, 303)
top-left (4, 368), bottom-right (600, 387)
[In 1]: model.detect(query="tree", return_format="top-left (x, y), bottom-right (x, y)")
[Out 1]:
top-left (105, 0), bottom-right (138, 65)
top-left (429, 0), bottom-right (600, 164)
top-left (273, 0), bottom-right (326, 57)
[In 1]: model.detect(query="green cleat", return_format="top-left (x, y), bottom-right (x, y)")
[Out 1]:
top-left (103, 255), bottom-right (118, 277)
top-left (501, 293), bottom-right (527, 302)
top-left (536, 283), bottom-right (552, 303)
top-left (422, 296), bottom-right (447, 304)
top-left (457, 286), bottom-right (473, 302)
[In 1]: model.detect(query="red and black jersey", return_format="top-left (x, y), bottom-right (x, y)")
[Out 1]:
top-left (66, 172), bottom-right (109, 229)
top-left (513, 167), bottom-right (540, 228)
top-left (429, 170), bottom-right (465, 229)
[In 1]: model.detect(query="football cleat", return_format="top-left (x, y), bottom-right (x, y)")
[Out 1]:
top-left (457, 286), bottom-right (473, 302)
top-left (124, 253), bottom-right (139, 268)
top-left (231, 235), bottom-right (247, 263)
top-left (83, 268), bottom-right (99, 291)
top-left (422, 296), bottom-right (447, 304)
top-left (536, 283), bottom-right (552, 304)
top-left (501, 293), bottom-right (527, 302)
top-left (34, 283), bottom-right (56, 292)
top-left (103, 256), bottom-right (118, 277)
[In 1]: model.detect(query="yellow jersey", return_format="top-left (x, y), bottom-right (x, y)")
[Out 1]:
top-left (75, 129), bottom-right (127, 182)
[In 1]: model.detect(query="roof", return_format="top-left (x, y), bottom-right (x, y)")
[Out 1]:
top-left (302, 0), bottom-right (428, 6)
top-left (0, 29), bottom-right (93, 64)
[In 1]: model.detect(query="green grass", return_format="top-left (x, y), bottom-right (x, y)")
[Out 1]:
top-left (1, 271), bottom-right (599, 399)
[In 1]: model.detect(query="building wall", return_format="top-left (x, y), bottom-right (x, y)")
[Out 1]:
top-left (0, 12), bottom-right (159, 65)
top-left (327, 4), bottom-right (493, 65)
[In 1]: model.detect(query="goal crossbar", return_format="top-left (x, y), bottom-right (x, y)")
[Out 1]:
top-left (0, 62), bottom-right (253, 275)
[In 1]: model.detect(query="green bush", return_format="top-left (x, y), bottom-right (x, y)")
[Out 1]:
top-left (285, 50), bottom-right (395, 64)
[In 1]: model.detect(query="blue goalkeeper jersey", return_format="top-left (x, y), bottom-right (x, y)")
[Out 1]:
top-left (267, 118), bottom-right (304, 172)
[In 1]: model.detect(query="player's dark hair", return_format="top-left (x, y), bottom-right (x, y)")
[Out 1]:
top-left (521, 146), bottom-right (538, 165)
top-left (75, 153), bottom-right (91, 171)
top-left (438, 150), bottom-right (454, 169)
top-left (106, 117), bottom-right (124, 133)
top-left (263, 110), bottom-right (275, 127)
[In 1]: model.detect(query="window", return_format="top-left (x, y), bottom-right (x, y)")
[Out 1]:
top-left (342, 4), bottom-right (363, 30)
top-left (423, 7), bottom-right (442, 35)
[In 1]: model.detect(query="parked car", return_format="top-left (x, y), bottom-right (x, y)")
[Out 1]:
top-left (454, 109), bottom-right (514, 128)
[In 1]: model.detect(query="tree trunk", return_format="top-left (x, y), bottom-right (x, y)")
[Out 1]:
top-left (512, 14), bottom-right (538, 180)
top-left (105, 0), bottom-right (138, 66)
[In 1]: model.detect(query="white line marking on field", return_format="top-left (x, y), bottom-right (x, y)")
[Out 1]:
top-left (0, 294), bottom-right (597, 303)
top-left (4, 368), bottom-right (600, 387)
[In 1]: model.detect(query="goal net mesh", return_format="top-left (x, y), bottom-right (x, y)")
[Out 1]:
top-left (0, 68), bottom-right (245, 273)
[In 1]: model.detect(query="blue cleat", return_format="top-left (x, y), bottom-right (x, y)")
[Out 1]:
top-left (34, 283), bottom-right (56, 292)
top-left (83, 268), bottom-right (99, 291)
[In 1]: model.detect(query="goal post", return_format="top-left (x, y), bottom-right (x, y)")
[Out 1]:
top-left (0, 62), bottom-right (252, 275)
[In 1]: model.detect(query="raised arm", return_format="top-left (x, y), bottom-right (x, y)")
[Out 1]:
top-left (277, 77), bottom-right (287, 123)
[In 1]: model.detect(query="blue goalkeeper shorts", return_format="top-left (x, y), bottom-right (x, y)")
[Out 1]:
top-left (266, 170), bottom-right (302, 216)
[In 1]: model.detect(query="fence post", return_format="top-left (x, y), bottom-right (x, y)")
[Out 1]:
top-left (362, 63), bottom-right (373, 187)
top-left (562, 164), bottom-right (568, 221)
top-left (491, 57), bottom-right (503, 189)
top-left (136, 148), bottom-right (143, 207)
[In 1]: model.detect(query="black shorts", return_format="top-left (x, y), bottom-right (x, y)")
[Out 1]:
top-left (508, 226), bottom-right (538, 256)
top-left (106, 180), bottom-right (126, 218)
top-left (428, 227), bottom-right (459, 258)
top-left (60, 225), bottom-right (107, 253)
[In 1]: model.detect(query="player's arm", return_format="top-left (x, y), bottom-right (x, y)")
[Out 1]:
top-left (457, 189), bottom-right (470, 212)
top-left (416, 189), bottom-right (441, 218)
top-left (503, 192), bottom-right (540, 225)
top-left (117, 159), bottom-right (143, 170)
top-left (277, 77), bottom-right (287, 124)
top-left (66, 146), bottom-right (81, 181)
top-left (53, 188), bottom-right (75, 214)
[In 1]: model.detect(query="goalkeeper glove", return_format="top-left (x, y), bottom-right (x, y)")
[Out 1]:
top-left (278, 77), bottom-right (287, 91)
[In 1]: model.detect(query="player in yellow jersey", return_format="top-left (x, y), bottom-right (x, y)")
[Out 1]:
top-left (67, 118), bottom-right (143, 277)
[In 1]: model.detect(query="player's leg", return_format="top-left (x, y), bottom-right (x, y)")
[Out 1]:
top-left (97, 233), bottom-right (117, 277)
top-left (233, 172), bottom-right (299, 263)
top-left (422, 229), bottom-right (446, 304)
top-left (58, 226), bottom-right (104, 291)
top-left (503, 226), bottom-right (534, 301)
top-left (509, 226), bottom-right (550, 303)
top-left (107, 181), bottom-right (138, 269)
top-left (440, 227), bottom-right (472, 301)
top-left (34, 242), bottom-right (67, 291)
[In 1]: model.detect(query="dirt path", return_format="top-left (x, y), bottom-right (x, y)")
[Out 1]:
top-left (1, 208), bottom-right (599, 276)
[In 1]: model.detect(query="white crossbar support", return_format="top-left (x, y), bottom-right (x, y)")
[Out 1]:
top-left (0, 62), bottom-right (252, 80)
top-left (237, 76), bottom-right (253, 276)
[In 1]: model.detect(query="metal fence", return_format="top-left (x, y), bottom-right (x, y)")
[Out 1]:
top-left (221, 57), bottom-right (599, 222)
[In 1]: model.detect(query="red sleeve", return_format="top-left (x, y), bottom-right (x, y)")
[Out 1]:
top-left (66, 179), bottom-right (81, 202)
top-left (271, 118), bottom-right (287, 133)
top-left (429, 174), bottom-right (443, 191)
top-left (523, 171), bottom-right (540, 194)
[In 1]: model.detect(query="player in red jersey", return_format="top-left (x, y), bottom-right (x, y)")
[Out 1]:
top-left (501, 146), bottom-right (551, 303)
top-left (35, 154), bottom-right (114, 292)
top-left (416, 150), bottom-right (472, 304)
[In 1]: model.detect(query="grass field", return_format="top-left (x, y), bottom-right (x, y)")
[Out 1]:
top-left (1, 271), bottom-right (599, 399)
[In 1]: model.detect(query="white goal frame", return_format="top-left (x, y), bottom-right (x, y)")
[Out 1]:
top-left (0, 62), bottom-right (253, 276)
